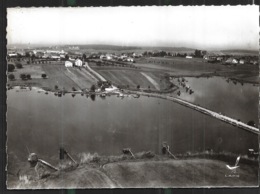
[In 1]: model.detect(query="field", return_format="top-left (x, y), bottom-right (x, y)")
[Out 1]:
top-left (135, 57), bottom-right (259, 83)
top-left (8, 55), bottom-right (258, 94)
top-left (7, 62), bottom-right (98, 92)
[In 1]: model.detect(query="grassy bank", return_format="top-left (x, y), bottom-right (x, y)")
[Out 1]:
top-left (7, 151), bottom-right (258, 189)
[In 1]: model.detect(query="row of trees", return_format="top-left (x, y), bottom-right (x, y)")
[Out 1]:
top-left (8, 73), bottom-right (47, 81)
top-left (8, 63), bottom-right (23, 72)
top-left (142, 50), bottom-right (207, 58)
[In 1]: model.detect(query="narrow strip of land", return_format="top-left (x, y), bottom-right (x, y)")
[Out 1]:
top-left (140, 72), bottom-right (160, 90)
top-left (126, 91), bottom-right (259, 134)
top-left (82, 62), bottom-right (258, 134)
top-left (85, 62), bottom-right (106, 81)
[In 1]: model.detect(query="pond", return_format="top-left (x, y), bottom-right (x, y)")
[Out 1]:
top-left (7, 87), bottom-right (258, 166)
top-left (177, 76), bottom-right (259, 126)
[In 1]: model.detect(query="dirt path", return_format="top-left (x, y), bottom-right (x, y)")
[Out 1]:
top-left (141, 72), bottom-right (160, 90)
top-left (85, 63), bottom-right (106, 81)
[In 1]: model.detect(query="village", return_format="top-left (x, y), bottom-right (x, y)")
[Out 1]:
top-left (6, 5), bottom-right (259, 189)
top-left (7, 46), bottom-right (259, 66)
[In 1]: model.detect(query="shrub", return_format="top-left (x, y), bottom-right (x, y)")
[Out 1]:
top-left (15, 63), bottom-right (23, 69)
top-left (26, 74), bottom-right (31, 80)
top-left (8, 74), bottom-right (15, 81)
top-left (72, 87), bottom-right (77, 91)
top-left (20, 74), bottom-right (27, 80)
top-left (8, 64), bottom-right (15, 72)
top-left (54, 85), bottom-right (59, 90)
top-left (41, 74), bottom-right (47, 79)
top-left (247, 120), bottom-right (255, 127)
top-left (137, 85), bottom-right (140, 89)
top-left (90, 84), bottom-right (96, 92)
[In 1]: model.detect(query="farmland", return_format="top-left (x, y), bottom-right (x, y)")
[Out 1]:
top-left (7, 54), bottom-right (258, 95)
top-left (7, 62), bottom-right (97, 92)
top-left (135, 57), bottom-right (259, 83)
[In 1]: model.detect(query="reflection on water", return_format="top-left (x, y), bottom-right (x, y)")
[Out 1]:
top-left (7, 87), bottom-right (258, 164)
top-left (179, 76), bottom-right (258, 126)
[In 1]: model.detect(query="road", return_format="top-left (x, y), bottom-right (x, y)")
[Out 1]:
top-left (125, 90), bottom-right (259, 135)
top-left (83, 62), bottom-right (259, 135)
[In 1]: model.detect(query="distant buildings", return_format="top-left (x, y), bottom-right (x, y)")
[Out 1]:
top-left (225, 58), bottom-right (238, 64)
top-left (75, 59), bottom-right (83, 67)
top-left (65, 61), bottom-right (73, 67)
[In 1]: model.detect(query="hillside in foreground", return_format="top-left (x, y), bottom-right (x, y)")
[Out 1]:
top-left (7, 153), bottom-right (258, 189)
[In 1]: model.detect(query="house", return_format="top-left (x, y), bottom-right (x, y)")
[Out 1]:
top-left (65, 61), bottom-right (73, 67)
top-left (216, 57), bottom-right (224, 61)
top-left (185, 56), bottom-right (193, 59)
top-left (239, 59), bottom-right (245, 64)
top-left (127, 58), bottom-right (134, 62)
top-left (75, 59), bottom-right (83, 67)
top-left (225, 58), bottom-right (238, 64)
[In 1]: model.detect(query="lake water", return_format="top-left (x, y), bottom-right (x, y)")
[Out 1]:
top-left (7, 81), bottom-right (258, 164)
top-left (178, 76), bottom-right (259, 126)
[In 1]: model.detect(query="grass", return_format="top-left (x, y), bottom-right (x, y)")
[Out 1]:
top-left (96, 69), bottom-right (156, 90)
top-left (135, 57), bottom-right (259, 83)
top-left (7, 63), bottom-right (98, 92)
top-left (7, 152), bottom-right (258, 189)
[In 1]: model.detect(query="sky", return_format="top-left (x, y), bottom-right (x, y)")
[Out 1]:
top-left (7, 6), bottom-right (259, 50)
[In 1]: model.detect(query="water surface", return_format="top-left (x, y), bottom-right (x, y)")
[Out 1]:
top-left (7, 88), bottom-right (258, 165)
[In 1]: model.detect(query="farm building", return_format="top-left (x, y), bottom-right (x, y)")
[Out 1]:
top-left (239, 59), bottom-right (245, 64)
top-left (75, 59), bottom-right (83, 67)
top-left (65, 61), bottom-right (73, 67)
top-left (225, 58), bottom-right (238, 64)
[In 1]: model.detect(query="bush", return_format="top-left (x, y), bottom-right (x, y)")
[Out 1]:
top-left (90, 84), bottom-right (96, 92)
top-left (26, 74), bottom-right (31, 80)
top-left (41, 74), bottom-right (47, 79)
top-left (8, 74), bottom-right (15, 81)
top-left (54, 85), bottom-right (59, 90)
top-left (247, 120), bottom-right (255, 127)
top-left (8, 64), bottom-right (15, 72)
top-left (15, 63), bottom-right (23, 69)
top-left (20, 74), bottom-right (27, 80)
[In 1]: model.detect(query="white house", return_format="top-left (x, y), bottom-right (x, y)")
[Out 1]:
top-left (65, 61), bottom-right (73, 67)
top-left (75, 59), bottom-right (83, 67)
top-left (226, 58), bottom-right (238, 64)
top-left (239, 59), bottom-right (245, 64)
top-left (186, 56), bottom-right (193, 59)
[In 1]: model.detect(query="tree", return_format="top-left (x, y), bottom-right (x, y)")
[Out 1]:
top-left (20, 74), bottom-right (27, 80)
top-left (82, 54), bottom-right (87, 61)
top-left (72, 87), bottom-right (77, 91)
top-left (194, 50), bottom-right (202, 58)
top-left (8, 64), bottom-right (15, 72)
top-left (247, 120), bottom-right (255, 127)
top-left (41, 74), bottom-right (47, 79)
top-left (31, 54), bottom-right (35, 62)
top-left (97, 81), bottom-right (103, 87)
top-left (65, 54), bottom-right (69, 60)
top-left (26, 74), bottom-right (31, 80)
top-left (137, 85), bottom-right (140, 89)
top-left (90, 84), bottom-right (96, 92)
top-left (15, 63), bottom-right (23, 69)
top-left (8, 74), bottom-right (15, 81)
top-left (54, 85), bottom-right (59, 90)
